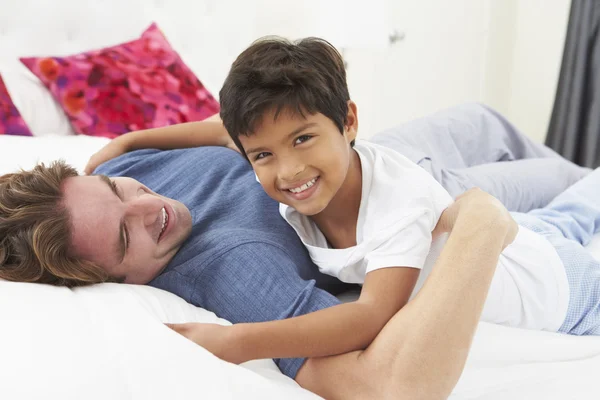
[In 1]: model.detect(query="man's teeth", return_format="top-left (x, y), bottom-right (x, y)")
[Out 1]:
top-left (289, 178), bottom-right (317, 194)
top-left (160, 207), bottom-right (168, 236)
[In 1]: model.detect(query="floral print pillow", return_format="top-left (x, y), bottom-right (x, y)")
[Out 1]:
top-left (21, 23), bottom-right (219, 138)
top-left (0, 74), bottom-right (32, 136)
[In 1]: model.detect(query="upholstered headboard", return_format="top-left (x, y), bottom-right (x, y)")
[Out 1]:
top-left (0, 0), bottom-right (258, 95)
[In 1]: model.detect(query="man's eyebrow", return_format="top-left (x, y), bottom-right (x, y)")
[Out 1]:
top-left (99, 174), bottom-right (123, 200)
top-left (98, 175), bottom-right (127, 263)
top-left (245, 122), bottom-right (318, 155)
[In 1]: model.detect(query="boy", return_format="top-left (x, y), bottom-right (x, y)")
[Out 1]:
top-left (86, 37), bottom-right (600, 364)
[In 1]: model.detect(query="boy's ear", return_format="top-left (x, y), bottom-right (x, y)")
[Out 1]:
top-left (345, 100), bottom-right (359, 143)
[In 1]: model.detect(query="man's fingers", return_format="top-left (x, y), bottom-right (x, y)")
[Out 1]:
top-left (165, 322), bottom-right (193, 334)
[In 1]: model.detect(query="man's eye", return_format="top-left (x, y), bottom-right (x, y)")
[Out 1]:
top-left (254, 152), bottom-right (271, 161)
top-left (294, 135), bottom-right (312, 145)
top-left (124, 223), bottom-right (130, 249)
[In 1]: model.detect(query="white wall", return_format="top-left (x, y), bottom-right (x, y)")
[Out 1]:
top-left (0, 0), bottom-right (571, 143)
top-left (483, 0), bottom-right (572, 143)
top-left (506, 0), bottom-right (571, 143)
top-left (249, 0), bottom-right (572, 142)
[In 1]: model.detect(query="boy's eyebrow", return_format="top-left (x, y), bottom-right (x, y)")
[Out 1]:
top-left (245, 122), bottom-right (318, 154)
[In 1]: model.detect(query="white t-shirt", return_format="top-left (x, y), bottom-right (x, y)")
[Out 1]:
top-left (280, 140), bottom-right (570, 332)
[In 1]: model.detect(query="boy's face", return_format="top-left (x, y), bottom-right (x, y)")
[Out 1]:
top-left (241, 103), bottom-right (358, 216)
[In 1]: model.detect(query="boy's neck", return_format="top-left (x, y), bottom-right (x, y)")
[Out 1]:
top-left (312, 149), bottom-right (362, 249)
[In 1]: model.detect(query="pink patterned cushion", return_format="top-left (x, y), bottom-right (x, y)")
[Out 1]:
top-left (0, 74), bottom-right (33, 136)
top-left (21, 23), bottom-right (219, 138)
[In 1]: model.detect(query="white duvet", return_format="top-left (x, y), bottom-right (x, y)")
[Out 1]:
top-left (1, 135), bottom-right (600, 399)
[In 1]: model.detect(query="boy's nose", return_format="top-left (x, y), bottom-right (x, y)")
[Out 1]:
top-left (279, 159), bottom-right (306, 182)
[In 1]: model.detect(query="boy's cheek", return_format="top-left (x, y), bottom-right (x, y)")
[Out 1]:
top-left (253, 172), bottom-right (275, 196)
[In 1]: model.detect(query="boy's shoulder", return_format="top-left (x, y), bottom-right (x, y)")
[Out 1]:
top-left (355, 140), bottom-right (424, 169)
top-left (356, 139), bottom-right (452, 216)
top-left (355, 139), bottom-right (437, 185)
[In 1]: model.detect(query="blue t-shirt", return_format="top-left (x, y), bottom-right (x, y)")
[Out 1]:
top-left (96, 147), bottom-right (346, 378)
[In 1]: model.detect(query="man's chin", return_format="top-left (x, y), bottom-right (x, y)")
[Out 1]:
top-left (123, 262), bottom-right (171, 285)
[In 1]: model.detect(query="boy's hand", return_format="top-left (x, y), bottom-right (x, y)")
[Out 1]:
top-left (84, 138), bottom-right (129, 175)
top-left (433, 188), bottom-right (518, 250)
top-left (166, 322), bottom-right (245, 364)
top-left (225, 137), bottom-right (241, 154)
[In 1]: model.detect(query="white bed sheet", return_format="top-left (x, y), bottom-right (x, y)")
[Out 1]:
top-left (2, 135), bottom-right (600, 399)
top-left (0, 281), bottom-right (320, 400)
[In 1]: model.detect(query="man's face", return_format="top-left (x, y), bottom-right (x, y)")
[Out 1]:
top-left (62, 175), bottom-right (192, 284)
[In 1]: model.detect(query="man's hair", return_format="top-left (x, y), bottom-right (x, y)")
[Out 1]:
top-left (219, 36), bottom-right (351, 154)
top-left (0, 161), bottom-right (111, 287)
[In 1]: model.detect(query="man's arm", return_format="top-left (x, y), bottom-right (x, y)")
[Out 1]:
top-left (170, 267), bottom-right (419, 363)
top-left (231, 267), bottom-right (419, 361)
top-left (116, 114), bottom-right (233, 151)
top-left (296, 189), bottom-right (518, 400)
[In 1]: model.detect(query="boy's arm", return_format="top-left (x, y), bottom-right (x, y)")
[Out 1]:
top-left (85, 114), bottom-right (236, 174)
top-left (170, 266), bottom-right (419, 363)
top-left (118, 114), bottom-right (234, 151)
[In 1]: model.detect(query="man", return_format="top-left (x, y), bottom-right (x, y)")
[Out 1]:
top-left (0, 104), bottom-right (585, 399)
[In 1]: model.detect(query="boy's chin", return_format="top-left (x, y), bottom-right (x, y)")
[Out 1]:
top-left (290, 201), bottom-right (328, 217)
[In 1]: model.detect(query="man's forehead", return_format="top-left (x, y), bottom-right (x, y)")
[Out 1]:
top-left (63, 175), bottom-right (121, 267)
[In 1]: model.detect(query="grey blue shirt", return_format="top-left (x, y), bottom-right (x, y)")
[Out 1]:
top-left (96, 146), bottom-right (347, 378)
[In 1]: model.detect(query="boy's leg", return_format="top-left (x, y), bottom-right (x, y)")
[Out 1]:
top-left (440, 158), bottom-right (588, 212)
top-left (371, 102), bottom-right (561, 169)
top-left (513, 210), bottom-right (600, 336)
top-left (371, 102), bottom-right (589, 212)
top-left (527, 167), bottom-right (600, 246)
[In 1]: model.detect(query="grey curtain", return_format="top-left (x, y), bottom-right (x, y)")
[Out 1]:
top-left (546, 0), bottom-right (600, 167)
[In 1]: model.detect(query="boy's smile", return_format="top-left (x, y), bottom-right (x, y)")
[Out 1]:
top-left (241, 104), bottom-right (361, 219)
top-left (282, 176), bottom-right (320, 201)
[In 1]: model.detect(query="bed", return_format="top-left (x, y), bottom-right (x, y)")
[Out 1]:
top-left (2, 1), bottom-right (600, 399)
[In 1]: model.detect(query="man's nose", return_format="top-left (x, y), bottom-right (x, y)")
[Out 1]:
top-left (124, 194), bottom-right (164, 226)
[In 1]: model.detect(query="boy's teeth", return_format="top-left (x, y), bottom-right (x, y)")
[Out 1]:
top-left (289, 178), bottom-right (317, 194)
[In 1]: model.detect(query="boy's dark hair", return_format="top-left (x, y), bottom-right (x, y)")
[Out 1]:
top-left (219, 36), bottom-right (350, 154)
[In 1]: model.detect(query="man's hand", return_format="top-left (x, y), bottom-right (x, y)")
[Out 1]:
top-left (166, 322), bottom-right (245, 364)
top-left (84, 138), bottom-right (129, 175)
top-left (433, 188), bottom-right (518, 250)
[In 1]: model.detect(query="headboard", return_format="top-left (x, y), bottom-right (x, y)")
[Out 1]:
top-left (0, 0), bottom-right (259, 95)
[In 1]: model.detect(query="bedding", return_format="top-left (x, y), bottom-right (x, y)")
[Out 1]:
top-left (2, 134), bottom-right (600, 399)
top-left (0, 73), bottom-right (32, 136)
top-left (1, 0), bottom-right (600, 396)
top-left (0, 280), bottom-right (320, 400)
top-left (0, 68), bottom-right (75, 136)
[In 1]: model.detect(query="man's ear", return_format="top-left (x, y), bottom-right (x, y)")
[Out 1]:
top-left (345, 100), bottom-right (359, 143)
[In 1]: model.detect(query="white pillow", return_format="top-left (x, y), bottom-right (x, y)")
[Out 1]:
top-left (0, 66), bottom-right (75, 136)
top-left (0, 134), bottom-right (110, 175)
top-left (0, 281), bottom-right (320, 400)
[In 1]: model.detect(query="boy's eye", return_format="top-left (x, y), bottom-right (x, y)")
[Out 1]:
top-left (294, 135), bottom-right (312, 145)
top-left (254, 152), bottom-right (271, 161)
